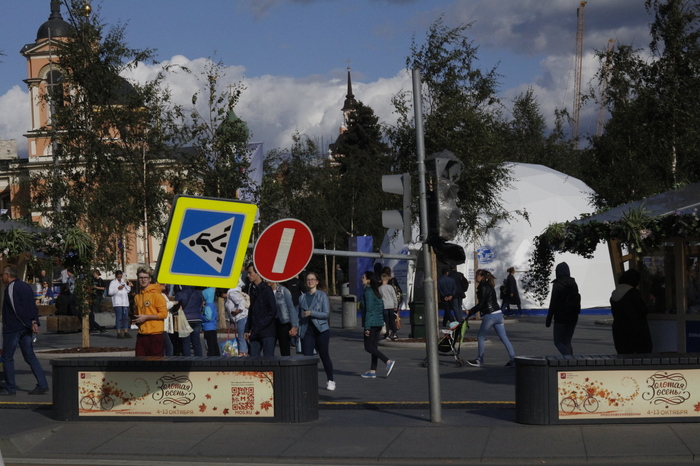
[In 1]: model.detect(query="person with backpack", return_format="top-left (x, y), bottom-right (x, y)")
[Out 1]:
top-left (175, 285), bottom-right (204, 356)
top-left (546, 262), bottom-right (581, 356)
top-left (224, 282), bottom-right (249, 357)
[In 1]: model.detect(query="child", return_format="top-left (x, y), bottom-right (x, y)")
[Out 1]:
top-left (379, 273), bottom-right (399, 340)
top-left (201, 287), bottom-right (221, 356)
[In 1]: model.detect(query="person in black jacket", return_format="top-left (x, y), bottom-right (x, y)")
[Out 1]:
top-left (448, 265), bottom-right (469, 321)
top-left (546, 262), bottom-right (579, 356)
top-left (1, 264), bottom-right (49, 395)
top-left (610, 269), bottom-right (652, 354)
top-left (245, 264), bottom-right (278, 357)
top-left (466, 269), bottom-right (515, 367)
top-left (501, 267), bottom-right (522, 316)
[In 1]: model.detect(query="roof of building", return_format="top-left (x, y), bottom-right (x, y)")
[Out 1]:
top-left (576, 183), bottom-right (700, 224)
top-left (36, 0), bottom-right (71, 41)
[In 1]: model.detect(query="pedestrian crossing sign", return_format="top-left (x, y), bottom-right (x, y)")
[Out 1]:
top-left (156, 195), bottom-right (257, 288)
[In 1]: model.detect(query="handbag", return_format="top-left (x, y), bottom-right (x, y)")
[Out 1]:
top-left (394, 311), bottom-right (402, 330)
top-left (176, 310), bottom-right (193, 338)
top-left (220, 325), bottom-right (238, 357)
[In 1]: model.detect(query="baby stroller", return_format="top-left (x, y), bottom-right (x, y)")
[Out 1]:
top-left (422, 320), bottom-right (469, 367)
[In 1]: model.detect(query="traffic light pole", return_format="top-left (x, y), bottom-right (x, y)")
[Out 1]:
top-left (413, 68), bottom-right (442, 423)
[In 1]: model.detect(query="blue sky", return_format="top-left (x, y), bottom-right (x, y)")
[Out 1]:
top-left (0, 0), bottom-right (654, 154)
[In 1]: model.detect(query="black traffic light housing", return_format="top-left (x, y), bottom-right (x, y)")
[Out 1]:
top-left (426, 150), bottom-right (463, 242)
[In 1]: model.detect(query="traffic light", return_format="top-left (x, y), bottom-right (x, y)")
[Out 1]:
top-left (427, 150), bottom-right (462, 241)
top-left (381, 173), bottom-right (412, 240)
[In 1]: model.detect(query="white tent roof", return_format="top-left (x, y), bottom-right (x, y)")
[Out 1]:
top-left (381, 163), bottom-right (615, 310)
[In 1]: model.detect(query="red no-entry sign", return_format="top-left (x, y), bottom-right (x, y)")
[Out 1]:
top-left (253, 219), bottom-right (314, 282)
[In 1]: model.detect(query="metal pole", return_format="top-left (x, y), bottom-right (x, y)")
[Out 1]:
top-left (413, 68), bottom-right (441, 422)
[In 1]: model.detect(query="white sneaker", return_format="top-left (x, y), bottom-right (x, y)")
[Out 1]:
top-left (326, 380), bottom-right (336, 391)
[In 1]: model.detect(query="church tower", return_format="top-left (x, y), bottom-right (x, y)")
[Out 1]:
top-left (339, 67), bottom-right (358, 134)
top-left (20, 0), bottom-right (72, 162)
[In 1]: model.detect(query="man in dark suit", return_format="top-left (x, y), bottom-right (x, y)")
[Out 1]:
top-left (438, 267), bottom-right (460, 326)
top-left (1, 264), bottom-right (49, 395)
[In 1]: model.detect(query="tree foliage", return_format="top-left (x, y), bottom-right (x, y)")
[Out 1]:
top-left (332, 101), bottom-right (393, 243)
top-left (169, 59), bottom-right (250, 200)
top-left (584, 0), bottom-right (700, 209)
top-left (387, 17), bottom-right (513, 240)
top-left (31, 1), bottom-right (185, 270)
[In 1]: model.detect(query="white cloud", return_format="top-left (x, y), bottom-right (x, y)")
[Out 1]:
top-left (0, 85), bottom-right (30, 155)
top-left (0, 56), bottom-right (410, 154)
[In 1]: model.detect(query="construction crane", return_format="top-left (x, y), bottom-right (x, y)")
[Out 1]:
top-left (573, 1), bottom-right (587, 141)
top-left (596, 39), bottom-right (615, 137)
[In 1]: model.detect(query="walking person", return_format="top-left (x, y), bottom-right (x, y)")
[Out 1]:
top-left (360, 271), bottom-right (396, 378)
top-left (299, 272), bottom-right (336, 391)
top-left (0, 265), bottom-right (49, 396)
top-left (501, 267), bottom-right (522, 316)
top-left (466, 269), bottom-right (516, 367)
top-left (269, 281), bottom-right (298, 356)
top-left (546, 262), bottom-right (580, 356)
top-left (610, 269), bottom-right (652, 354)
top-left (108, 270), bottom-right (132, 339)
top-left (201, 287), bottom-right (220, 356)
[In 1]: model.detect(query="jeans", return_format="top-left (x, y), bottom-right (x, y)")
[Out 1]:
top-left (302, 324), bottom-right (334, 382)
top-left (249, 336), bottom-right (276, 357)
top-left (163, 331), bottom-right (173, 356)
top-left (476, 312), bottom-right (515, 363)
top-left (553, 321), bottom-right (577, 356)
top-left (235, 317), bottom-right (248, 355)
top-left (382, 309), bottom-right (397, 334)
top-left (180, 321), bottom-right (203, 356)
top-left (113, 306), bottom-right (129, 331)
top-left (364, 326), bottom-right (388, 370)
top-left (2, 328), bottom-right (48, 392)
top-left (275, 320), bottom-right (292, 356)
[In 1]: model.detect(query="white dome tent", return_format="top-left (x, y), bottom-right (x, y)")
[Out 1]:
top-left (380, 163), bottom-right (614, 312)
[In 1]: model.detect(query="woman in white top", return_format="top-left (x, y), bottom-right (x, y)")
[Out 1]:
top-left (108, 270), bottom-right (132, 339)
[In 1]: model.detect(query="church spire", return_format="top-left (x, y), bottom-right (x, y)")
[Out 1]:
top-left (341, 67), bottom-right (357, 113)
top-left (49, 0), bottom-right (63, 21)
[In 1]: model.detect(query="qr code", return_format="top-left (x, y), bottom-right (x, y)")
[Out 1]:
top-left (231, 386), bottom-right (255, 411)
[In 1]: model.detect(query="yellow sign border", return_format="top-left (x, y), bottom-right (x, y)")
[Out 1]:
top-left (156, 195), bottom-right (257, 288)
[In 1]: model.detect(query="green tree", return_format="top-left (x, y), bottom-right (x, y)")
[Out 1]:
top-left (30, 0), bottom-right (186, 270)
top-left (585, 0), bottom-right (700, 208)
top-left (170, 60), bottom-right (250, 200)
top-left (258, 132), bottom-right (336, 275)
top-left (332, 101), bottom-right (392, 244)
top-left (387, 17), bottom-right (512, 240)
top-left (504, 89), bottom-right (579, 174)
